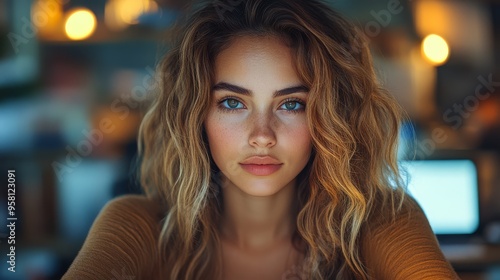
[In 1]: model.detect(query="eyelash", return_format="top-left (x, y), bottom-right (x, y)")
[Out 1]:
top-left (280, 98), bottom-right (306, 113)
top-left (215, 96), bottom-right (306, 113)
top-left (216, 96), bottom-right (245, 113)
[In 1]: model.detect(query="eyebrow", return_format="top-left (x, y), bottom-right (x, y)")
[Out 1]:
top-left (212, 82), bottom-right (309, 97)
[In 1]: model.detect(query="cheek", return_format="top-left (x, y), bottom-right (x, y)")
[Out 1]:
top-left (205, 116), bottom-right (242, 161)
top-left (294, 133), bottom-right (312, 161)
top-left (279, 118), bottom-right (312, 154)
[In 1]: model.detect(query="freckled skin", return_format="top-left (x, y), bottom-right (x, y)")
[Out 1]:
top-left (205, 36), bottom-right (312, 197)
top-left (204, 36), bottom-right (311, 279)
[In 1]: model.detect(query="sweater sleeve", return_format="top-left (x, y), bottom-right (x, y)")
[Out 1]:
top-left (62, 194), bottom-right (164, 279)
top-left (361, 197), bottom-right (460, 279)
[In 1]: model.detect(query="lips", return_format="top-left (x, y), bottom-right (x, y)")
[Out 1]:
top-left (239, 156), bottom-right (283, 176)
top-left (240, 156), bottom-right (281, 165)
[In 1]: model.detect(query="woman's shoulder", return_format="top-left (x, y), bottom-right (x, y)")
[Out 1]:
top-left (63, 194), bottom-right (165, 279)
top-left (361, 195), bottom-right (459, 279)
top-left (367, 194), bottom-right (422, 226)
top-left (95, 194), bottom-right (165, 234)
top-left (103, 194), bottom-right (164, 221)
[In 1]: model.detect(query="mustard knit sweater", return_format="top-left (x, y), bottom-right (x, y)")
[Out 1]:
top-left (63, 195), bottom-right (459, 279)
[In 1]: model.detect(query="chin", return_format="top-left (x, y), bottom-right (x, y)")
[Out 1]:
top-left (233, 178), bottom-right (295, 197)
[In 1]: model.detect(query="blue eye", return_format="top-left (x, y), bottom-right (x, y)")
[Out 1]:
top-left (220, 98), bottom-right (244, 109)
top-left (279, 100), bottom-right (305, 111)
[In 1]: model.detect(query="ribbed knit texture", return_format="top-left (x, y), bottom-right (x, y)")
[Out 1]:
top-left (63, 195), bottom-right (459, 279)
top-left (361, 199), bottom-right (459, 279)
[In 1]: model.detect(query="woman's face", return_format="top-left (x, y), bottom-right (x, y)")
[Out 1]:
top-left (204, 36), bottom-right (312, 197)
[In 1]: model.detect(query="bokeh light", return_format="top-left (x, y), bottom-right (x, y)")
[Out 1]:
top-left (64, 9), bottom-right (97, 41)
top-left (31, 0), bottom-right (63, 36)
top-left (422, 34), bottom-right (450, 66)
top-left (105, 0), bottom-right (158, 30)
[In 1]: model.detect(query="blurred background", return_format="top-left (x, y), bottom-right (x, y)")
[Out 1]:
top-left (0, 0), bottom-right (499, 279)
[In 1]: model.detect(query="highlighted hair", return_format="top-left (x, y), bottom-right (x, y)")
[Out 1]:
top-left (138, 0), bottom-right (406, 278)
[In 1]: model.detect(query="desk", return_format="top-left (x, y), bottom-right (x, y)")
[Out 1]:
top-left (457, 268), bottom-right (500, 280)
top-left (441, 244), bottom-right (500, 279)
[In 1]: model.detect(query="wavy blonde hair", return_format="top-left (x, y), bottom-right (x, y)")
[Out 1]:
top-left (138, 0), bottom-right (406, 279)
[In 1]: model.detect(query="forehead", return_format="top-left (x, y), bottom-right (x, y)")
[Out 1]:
top-left (213, 36), bottom-right (300, 86)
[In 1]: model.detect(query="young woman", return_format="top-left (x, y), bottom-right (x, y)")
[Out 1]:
top-left (64, 0), bottom-right (458, 279)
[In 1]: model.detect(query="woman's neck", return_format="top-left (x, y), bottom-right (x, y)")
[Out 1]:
top-left (219, 178), bottom-right (298, 252)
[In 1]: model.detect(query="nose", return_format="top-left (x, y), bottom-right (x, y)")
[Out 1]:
top-left (248, 113), bottom-right (277, 148)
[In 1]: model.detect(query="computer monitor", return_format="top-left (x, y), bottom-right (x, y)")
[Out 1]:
top-left (400, 159), bottom-right (480, 235)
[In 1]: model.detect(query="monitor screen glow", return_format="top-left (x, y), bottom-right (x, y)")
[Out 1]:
top-left (400, 160), bottom-right (480, 235)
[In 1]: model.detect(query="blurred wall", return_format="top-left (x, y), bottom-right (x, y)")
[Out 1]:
top-left (0, 0), bottom-right (499, 279)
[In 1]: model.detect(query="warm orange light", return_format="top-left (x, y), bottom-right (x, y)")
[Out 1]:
top-left (422, 34), bottom-right (449, 66)
top-left (64, 9), bottom-right (97, 40)
top-left (414, 1), bottom-right (452, 39)
top-left (31, 0), bottom-right (63, 36)
top-left (105, 0), bottom-right (157, 30)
